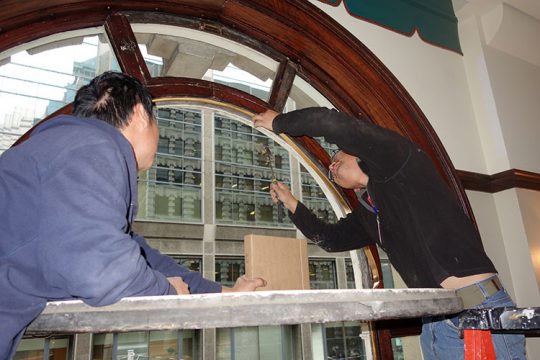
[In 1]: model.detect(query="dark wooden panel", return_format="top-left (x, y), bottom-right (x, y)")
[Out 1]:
top-left (457, 169), bottom-right (540, 193)
top-left (147, 77), bottom-right (268, 114)
top-left (122, 11), bottom-right (286, 62)
top-left (268, 60), bottom-right (297, 112)
top-left (105, 14), bottom-right (151, 82)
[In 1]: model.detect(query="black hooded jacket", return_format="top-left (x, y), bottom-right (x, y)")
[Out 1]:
top-left (273, 107), bottom-right (496, 288)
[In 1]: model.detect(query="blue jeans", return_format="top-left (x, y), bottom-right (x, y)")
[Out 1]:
top-left (420, 287), bottom-right (526, 359)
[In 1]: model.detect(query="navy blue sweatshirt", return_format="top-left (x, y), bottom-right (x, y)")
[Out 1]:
top-left (0, 116), bottom-right (221, 358)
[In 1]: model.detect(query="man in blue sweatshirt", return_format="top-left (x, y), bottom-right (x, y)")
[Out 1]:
top-left (0, 72), bottom-right (265, 358)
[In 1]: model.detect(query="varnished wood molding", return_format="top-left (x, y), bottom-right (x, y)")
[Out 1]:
top-left (457, 169), bottom-right (540, 193)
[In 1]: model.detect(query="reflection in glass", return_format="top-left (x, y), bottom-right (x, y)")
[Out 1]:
top-left (217, 326), bottom-right (293, 360)
top-left (345, 258), bottom-right (395, 289)
top-left (309, 258), bottom-right (337, 289)
top-left (214, 114), bottom-right (292, 227)
top-left (0, 33), bottom-right (118, 155)
top-left (284, 76), bottom-right (335, 112)
top-left (15, 336), bottom-right (71, 360)
top-left (300, 164), bottom-right (337, 224)
top-left (324, 322), bottom-right (366, 360)
top-left (392, 338), bottom-right (405, 360)
top-left (169, 255), bottom-right (202, 272)
top-left (117, 332), bottom-right (149, 360)
top-left (137, 108), bottom-right (202, 223)
top-left (134, 31), bottom-right (276, 101)
top-left (92, 333), bottom-right (114, 360)
top-left (92, 331), bottom-right (197, 360)
top-left (215, 257), bottom-right (244, 287)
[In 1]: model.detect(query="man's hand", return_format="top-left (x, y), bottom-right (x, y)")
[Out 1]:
top-left (271, 181), bottom-right (298, 214)
top-left (167, 276), bottom-right (190, 295)
top-left (222, 275), bottom-right (267, 293)
top-left (252, 109), bottom-right (279, 131)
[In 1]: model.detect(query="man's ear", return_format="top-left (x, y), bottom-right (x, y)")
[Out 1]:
top-left (131, 103), bottom-right (150, 129)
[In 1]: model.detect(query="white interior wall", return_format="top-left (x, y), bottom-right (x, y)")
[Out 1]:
top-left (484, 45), bottom-right (540, 172)
top-left (308, 1), bottom-right (488, 173)
top-left (517, 189), bottom-right (540, 289)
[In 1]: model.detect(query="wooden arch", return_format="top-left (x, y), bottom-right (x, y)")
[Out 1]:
top-left (1, 2), bottom-right (466, 356)
top-left (0, 0), bottom-right (470, 219)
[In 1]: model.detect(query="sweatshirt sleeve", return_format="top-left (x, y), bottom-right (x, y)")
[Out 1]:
top-left (272, 107), bottom-right (413, 182)
top-left (38, 139), bottom-right (175, 306)
top-left (290, 202), bottom-right (378, 252)
top-left (131, 232), bottom-right (222, 294)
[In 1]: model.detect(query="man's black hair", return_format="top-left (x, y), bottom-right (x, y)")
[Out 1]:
top-left (72, 71), bottom-right (154, 128)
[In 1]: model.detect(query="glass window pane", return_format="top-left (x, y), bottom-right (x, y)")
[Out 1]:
top-left (0, 32), bottom-right (119, 155)
top-left (214, 114), bottom-right (292, 227)
top-left (392, 338), bottom-right (405, 360)
top-left (117, 332), bottom-right (148, 360)
top-left (215, 257), bottom-right (244, 287)
top-left (217, 326), bottom-right (293, 360)
top-left (92, 333), bottom-right (114, 360)
top-left (300, 164), bottom-right (337, 224)
top-left (149, 330), bottom-right (178, 359)
top-left (324, 322), bottom-right (367, 360)
top-left (284, 76), bottom-right (335, 112)
top-left (233, 327), bottom-right (259, 360)
top-left (216, 328), bottom-right (232, 360)
top-left (137, 107), bottom-right (202, 223)
top-left (345, 257), bottom-right (395, 289)
top-left (134, 27), bottom-right (278, 101)
top-left (15, 336), bottom-right (71, 360)
top-left (168, 255), bottom-right (202, 272)
top-left (345, 259), bottom-right (357, 290)
top-left (309, 259), bottom-right (337, 289)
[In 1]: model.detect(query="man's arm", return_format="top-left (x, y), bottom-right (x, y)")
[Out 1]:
top-left (133, 233), bottom-right (266, 293)
top-left (271, 182), bottom-right (378, 252)
top-left (254, 107), bottom-right (413, 182)
top-left (38, 141), bottom-right (176, 306)
top-left (131, 232), bottom-right (222, 294)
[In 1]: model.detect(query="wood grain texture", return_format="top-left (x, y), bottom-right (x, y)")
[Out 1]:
top-left (457, 169), bottom-right (540, 193)
top-left (105, 14), bottom-right (151, 82)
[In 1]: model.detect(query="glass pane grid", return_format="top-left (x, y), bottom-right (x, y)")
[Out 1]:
top-left (137, 108), bottom-right (203, 223)
top-left (309, 258), bottom-right (337, 289)
top-left (215, 257), bottom-right (244, 287)
top-left (214, 114), bottom-right (293, 227)
top-left (300, 164), bottom-right (337, 224)
top-left (324, 322), bottom-right (367, 360)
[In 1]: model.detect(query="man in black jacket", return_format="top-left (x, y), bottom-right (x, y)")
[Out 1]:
top-left (253, 107), bottom-right (525, 360)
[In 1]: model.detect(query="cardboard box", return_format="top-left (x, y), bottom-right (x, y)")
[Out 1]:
top-left (244, 234), bottom-right (310, 290)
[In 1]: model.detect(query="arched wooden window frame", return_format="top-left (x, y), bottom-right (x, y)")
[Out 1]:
top-left (1, 1), bottom-right (471, 357)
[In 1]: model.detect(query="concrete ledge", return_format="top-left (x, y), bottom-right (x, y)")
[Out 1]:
top-left (26, 289), bottom-right (462, 335)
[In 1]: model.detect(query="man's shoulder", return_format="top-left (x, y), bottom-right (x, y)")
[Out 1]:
top-left (35, 116), bottom-right (117, 142)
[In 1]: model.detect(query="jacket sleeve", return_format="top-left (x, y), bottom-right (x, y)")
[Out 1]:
top-left (38, 139), bottom-right (175, 307)
top-left (290, 202), bottom-right (378, 252)
top-left (131, 232), bottom-right (222, 294)
top-left (273, 107), bottom-right (413, 182)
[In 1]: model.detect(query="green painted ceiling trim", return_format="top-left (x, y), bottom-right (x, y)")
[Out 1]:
top-left (318, 0), bottom-right (462, 53)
